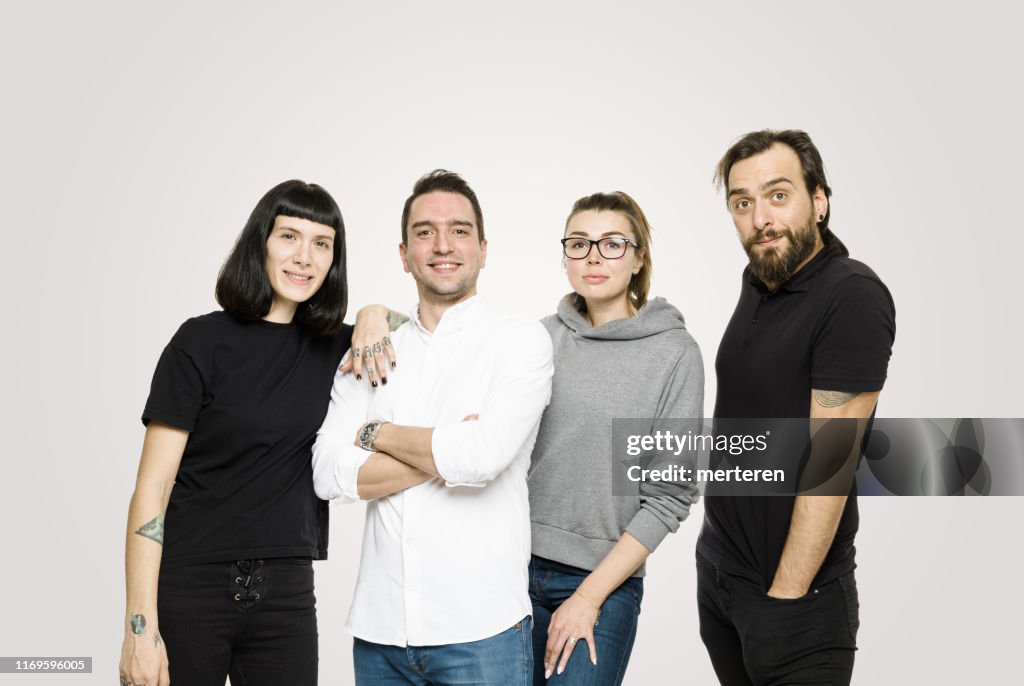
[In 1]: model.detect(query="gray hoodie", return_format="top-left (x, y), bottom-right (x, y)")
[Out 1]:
top-left (528, 295), bottom-right (704, 576)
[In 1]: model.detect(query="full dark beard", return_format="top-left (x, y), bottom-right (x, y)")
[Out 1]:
top-left (743, 220), bottom-right (818, 287)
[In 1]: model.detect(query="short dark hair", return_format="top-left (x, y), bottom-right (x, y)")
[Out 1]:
top-left (714, 129), bottom-right (833, 236)
top-left (216, 180), bottom-right (348, 335)
top-left (400, 169), bottom-right (484, 244)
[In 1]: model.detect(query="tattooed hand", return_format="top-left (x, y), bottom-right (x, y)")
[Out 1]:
top-left (119, 612), bottom-right (169, 686)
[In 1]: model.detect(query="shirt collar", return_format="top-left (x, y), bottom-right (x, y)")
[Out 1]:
top-left (410, 294), bottom-right (488, 335)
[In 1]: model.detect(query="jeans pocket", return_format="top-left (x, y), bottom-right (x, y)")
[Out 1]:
top-left (838, 573), bottom-right (860, 643)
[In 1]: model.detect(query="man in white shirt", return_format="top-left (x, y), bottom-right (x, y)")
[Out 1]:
top-left (312, 169), bottom-right (554, 685)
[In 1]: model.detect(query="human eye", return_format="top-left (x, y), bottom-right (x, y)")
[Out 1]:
top-left (314, 239), bottom-right (331, 249)
top-left (603, 237), bottom-right (627, 248)
top-left (417, 228), bottom-right (434, 238)
top-left (570, 239), bottom-right (589, 249)
top-left (732, 199), bottom-right (751, 212)
top-left (281, 231), bottom-right (297, 240)
top-left (772, 191), bottom-right (787, 202)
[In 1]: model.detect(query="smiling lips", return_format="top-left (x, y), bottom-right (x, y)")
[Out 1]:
top-left (583, 274), bottom-right (609, 283)
top-left (285, 270), bottom-right (314, 285)
top-left (429, 262), bottom-right (461, 273)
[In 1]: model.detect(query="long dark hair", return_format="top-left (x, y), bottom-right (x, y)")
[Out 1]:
top-left (216, 180), bottom-right (348, 335)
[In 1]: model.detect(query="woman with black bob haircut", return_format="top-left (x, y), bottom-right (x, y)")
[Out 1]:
top-left (120, 180), bottom-right (354, 686)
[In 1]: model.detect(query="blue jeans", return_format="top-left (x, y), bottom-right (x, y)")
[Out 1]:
top-left (353, 616), bottom-right (533, 685)
top-left (528, 556), bottom-right (644, 686)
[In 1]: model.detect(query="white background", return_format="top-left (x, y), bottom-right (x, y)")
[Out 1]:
top-left (1, 1), bottom-right (1021, 683)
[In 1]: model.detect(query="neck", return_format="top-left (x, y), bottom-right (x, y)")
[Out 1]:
top-left (584, 295), bottom-right (635, 328)
top-left (417, 288), bottom-right (477, 332)
top-left (263, 298), bottom-right (297, 324)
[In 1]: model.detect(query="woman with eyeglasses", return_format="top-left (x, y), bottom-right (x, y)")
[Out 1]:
top-left (119, 181), bottom-right (353, 686)
top-left (526, 192), bottom-right (703, 685)
top-left (348, 191), bottom-right (703, 686)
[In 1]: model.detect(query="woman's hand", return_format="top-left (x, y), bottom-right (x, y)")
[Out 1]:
top-left (118, 615), bottom-right (169, 686)
top-left (340, 305), bottom-right (398, 387)
top-left (544, 590), bottom-right (600, 678)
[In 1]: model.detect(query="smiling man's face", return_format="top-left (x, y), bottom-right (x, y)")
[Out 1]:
top-left (400, 191), bottom-right (487, 305)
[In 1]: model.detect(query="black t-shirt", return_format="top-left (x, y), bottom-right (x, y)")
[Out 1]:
top-left (142, 311), bottom-right (352, 569)
top-left (698, 234), bottom-right (896, 589)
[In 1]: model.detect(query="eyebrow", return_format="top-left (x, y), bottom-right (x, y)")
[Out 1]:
top-left (410, 219), bottom-right (475, 230)
top-left (275, 225), bottom-right (335, 241)
top-left (566, 230), bottom-right (631, 238)
top-left (727, 177), bottom-right (796, 198)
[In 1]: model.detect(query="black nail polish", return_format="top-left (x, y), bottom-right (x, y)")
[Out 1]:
top-left (371, 381), bottom-right (378, 388)
top-left (391, 362), bottom-right (396, 369)
top-left (356, 374), bottom-right (361, 381)
top-left (382, 378), bottom-right (388, 385)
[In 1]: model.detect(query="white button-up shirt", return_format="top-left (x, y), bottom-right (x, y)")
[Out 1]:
top-left (312, 295), bottom-right (554, 646)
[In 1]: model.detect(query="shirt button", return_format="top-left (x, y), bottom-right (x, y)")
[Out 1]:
top-left (752, 318), bottom-right (758, 324)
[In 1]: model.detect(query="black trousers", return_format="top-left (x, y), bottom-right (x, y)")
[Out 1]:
top-left (158, 557), bottom-right (318, 686)
top-left (696, 553), bottom-right (858, 686)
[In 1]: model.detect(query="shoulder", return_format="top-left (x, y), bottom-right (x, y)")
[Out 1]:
top-left (167, 311), bottom-right (232, 350)
top-left (484, 311), bottom-right (553, 360)
top-left (539, 312), bottom-right (563, 338)
top-left (821, 257), bottom-right (895, 312)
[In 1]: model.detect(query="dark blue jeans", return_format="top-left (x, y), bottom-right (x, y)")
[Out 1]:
top-left (528, 556), bottom-right (644, 686)
top-left (697, 552), bottom-right (858, 686)
top-left (353, 616), bottom-right (533, 685)
top-left (157, 557), bottom-right (318, 686)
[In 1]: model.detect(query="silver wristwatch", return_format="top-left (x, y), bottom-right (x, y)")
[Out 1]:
top-left (358, 420), bottom-right (387, 451)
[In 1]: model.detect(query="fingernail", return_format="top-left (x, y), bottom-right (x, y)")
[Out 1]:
top-left (557, 665), bottom-right (564, 675)
top-left (544, 668), bottom-right (552, 679)
top-left (371, 381), bottom-right (378, 388)
top-left (592, 657), bottom-right (597, 665)
top-left (356, 375), bottom-right (361, 381)
top-left (391, 362), bottom-right (396, 369)
top-left (381, 378), bottom-right (388, 386)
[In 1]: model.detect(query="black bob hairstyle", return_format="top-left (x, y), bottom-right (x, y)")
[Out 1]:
top-left (216, 180), bottom-right (348, 335)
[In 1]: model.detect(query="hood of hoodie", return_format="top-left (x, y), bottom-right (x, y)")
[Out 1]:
top-left (555, 294), bottom-right (687, 341)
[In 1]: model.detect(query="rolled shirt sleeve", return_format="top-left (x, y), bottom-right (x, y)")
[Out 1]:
top-left (431, 321), bottom-right (554, 487)
top-left (312, 363), bottom-right (374, 503)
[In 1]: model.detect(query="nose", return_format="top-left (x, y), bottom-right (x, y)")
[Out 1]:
top-left (753, 202), bottom-right (773, 232)
top-left (586, 244), bottom-right (604, 264)
top-left (432, 231), bottom-right (452, 254)
top-left (293, 240), bottom-right (312, 266)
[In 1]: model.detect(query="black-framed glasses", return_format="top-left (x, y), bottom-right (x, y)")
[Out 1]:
top-left (560, 236), bottom-right (637, 260)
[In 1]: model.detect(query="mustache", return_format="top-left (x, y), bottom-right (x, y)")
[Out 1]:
top-left (744, 228), bottom-right (791, 249)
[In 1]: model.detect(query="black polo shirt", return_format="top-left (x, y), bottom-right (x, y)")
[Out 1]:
top-left (697, 233), bottom-right (896, 589)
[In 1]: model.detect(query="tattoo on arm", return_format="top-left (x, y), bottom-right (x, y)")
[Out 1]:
top-left (386, 309), bottom-right (410, 332)
top-left (134, 514), bottom-right (164, 545)
top-left (130, 613), bottom-right (146, 636)
top-left (813, 390), bottom-right (861, 408)
top-left (154, 631), bottom-right (162, 647)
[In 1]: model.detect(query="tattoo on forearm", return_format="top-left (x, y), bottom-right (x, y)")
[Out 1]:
top-left (386, 309), bottom-right (410, 332)
top-left (130, 613), bottom-right (146, 635)
top-left (134, 514), bottom-right (164, 545)
top-left (814, 390), bottom-right (861, 408)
